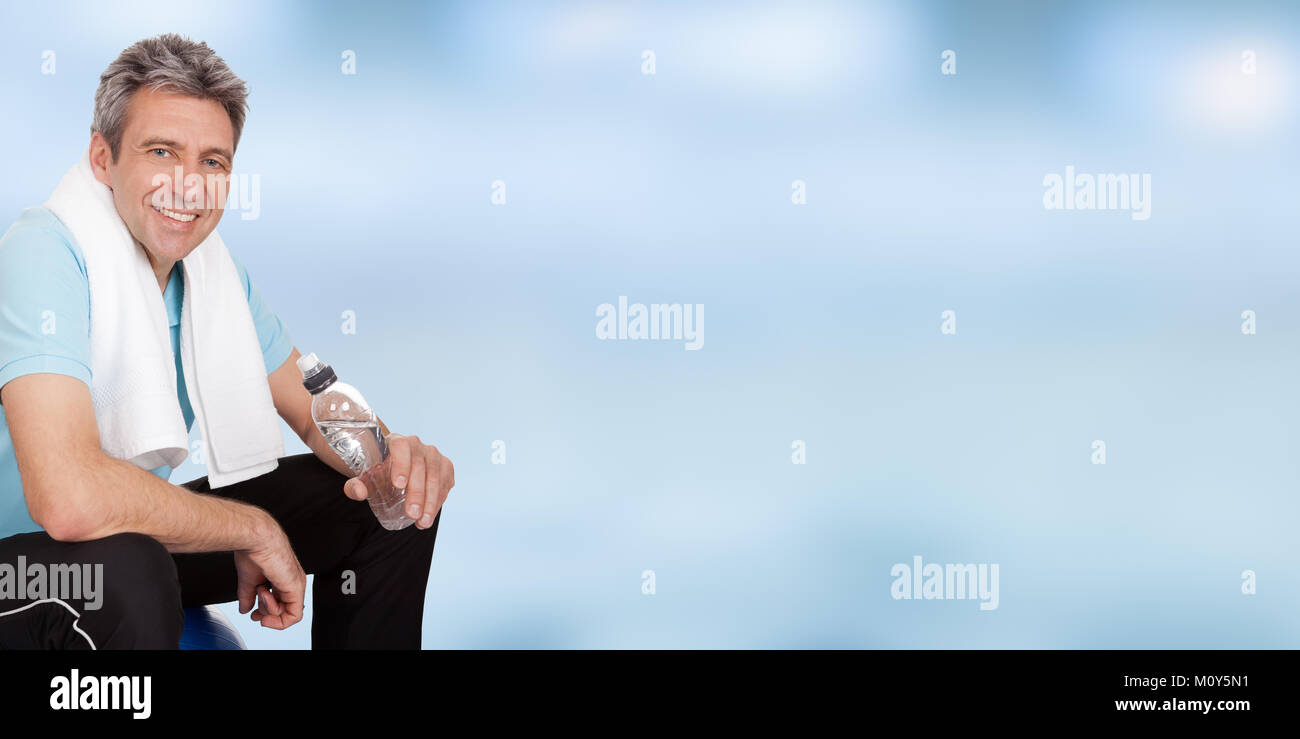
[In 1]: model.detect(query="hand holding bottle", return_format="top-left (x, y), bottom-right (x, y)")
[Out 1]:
top-left (298, 353), bottom-right (455, 530)
top-left (343, 432), bottom-right (455, 530)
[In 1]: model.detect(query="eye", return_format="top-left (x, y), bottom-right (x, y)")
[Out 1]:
top-left (204, 158), bottom-right (224, 170)
top-left (149, 148), bottom-right (170, 158)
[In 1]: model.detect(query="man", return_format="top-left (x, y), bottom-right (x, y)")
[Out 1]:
top-left (0, 34), bottom-right (454, 648)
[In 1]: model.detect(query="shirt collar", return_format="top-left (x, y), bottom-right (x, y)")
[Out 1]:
top-left (162, 262), bottom-right (183, 328)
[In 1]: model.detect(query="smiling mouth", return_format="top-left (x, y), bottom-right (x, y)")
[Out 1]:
top-left (152, 204), bottom-right (199, 223)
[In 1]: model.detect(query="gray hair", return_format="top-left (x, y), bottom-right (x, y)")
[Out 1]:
top-left (92, 34), bottom-right (249, 161)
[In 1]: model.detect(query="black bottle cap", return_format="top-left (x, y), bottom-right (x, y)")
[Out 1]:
top-left (302, 365), bottom-right (337, 394)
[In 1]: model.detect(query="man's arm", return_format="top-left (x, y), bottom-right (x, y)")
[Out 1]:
top-left (4, 372), bottom-right (275, 551)
top-left (3, 371), bottom-right (306, 629)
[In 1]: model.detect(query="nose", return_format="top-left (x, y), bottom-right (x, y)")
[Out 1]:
top-left (162, 160), bottom-right (224, 212)
top-left (178, 163), bottom-right (209, 211)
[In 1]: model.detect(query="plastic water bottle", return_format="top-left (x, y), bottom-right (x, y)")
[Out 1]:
top-left (297, 352), bottom-right (413, 530)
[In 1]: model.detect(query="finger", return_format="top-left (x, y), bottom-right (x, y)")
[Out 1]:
top-left (237, 578), bottom-right (256, 614)
top-left (251, 594), bottom-right (268, 622)
top-left (419, 451), bottom-right (445, 528)
top-left (437, 454), bottom-right (454, 506)
top-left (280, 586), bottom-right (304, 628)
top-left (262, 584), bottom-right (303, 630)
top-left (258, 585), bottom-right (283, 616)
top-left (405, 452), bottom-right (428, 522)
top-left (344, 476), bottom-right (368, 501)
top-left (255, 598), bottom-right (283, 629)
top-left (389, 435), bottom-right (412, 492)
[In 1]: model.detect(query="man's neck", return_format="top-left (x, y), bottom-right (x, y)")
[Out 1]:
top-left (137, 240), bottom-right (175, 293)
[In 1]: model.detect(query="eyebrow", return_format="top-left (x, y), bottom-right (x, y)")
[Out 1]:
top-left (138, 138), bottom-right (233, 163)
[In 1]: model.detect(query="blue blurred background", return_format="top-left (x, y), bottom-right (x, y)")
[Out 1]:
top-left (1, 0), bottom-right (1297, 648)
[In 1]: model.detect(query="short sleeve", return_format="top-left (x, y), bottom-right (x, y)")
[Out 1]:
top-left (0, 215), bottom-right (92, 394)
top-left (229, 252), bottom-right (294, 375)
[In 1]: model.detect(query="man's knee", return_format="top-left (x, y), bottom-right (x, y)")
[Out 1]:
top-left (87, 533), bottom-right (184, 648)
top-left (400, 508), bottom-right (441, 557)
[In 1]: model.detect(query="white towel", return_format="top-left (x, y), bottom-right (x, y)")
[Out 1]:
top-left (44, 149), bottom-right (283, 488)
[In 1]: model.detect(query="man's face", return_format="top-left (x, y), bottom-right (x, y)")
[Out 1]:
top-left (90, 87), bottom-right (234, 267)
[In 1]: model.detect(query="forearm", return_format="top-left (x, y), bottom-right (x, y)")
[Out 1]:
top-left (57, 452), bottom-right (277, 553)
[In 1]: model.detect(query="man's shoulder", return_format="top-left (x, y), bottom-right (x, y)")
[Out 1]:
top-left (0, 206), bottom-right (87, 278)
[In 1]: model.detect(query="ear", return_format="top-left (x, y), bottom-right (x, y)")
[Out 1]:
top-left (88, 132), bottom-right (113, 188)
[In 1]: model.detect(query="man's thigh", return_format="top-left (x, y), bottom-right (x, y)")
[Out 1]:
top-left (179, 452), bottom-right (362, 527)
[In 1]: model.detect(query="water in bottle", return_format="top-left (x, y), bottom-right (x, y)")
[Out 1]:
top-left (297, 352), bottom-right (413, 530)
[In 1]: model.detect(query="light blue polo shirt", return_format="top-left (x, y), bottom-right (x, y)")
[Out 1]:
top-left (0, 206), bottom-right (293, 540)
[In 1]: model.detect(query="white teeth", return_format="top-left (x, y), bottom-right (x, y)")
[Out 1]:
top-left (153, 205), bottom-right (197, 223)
